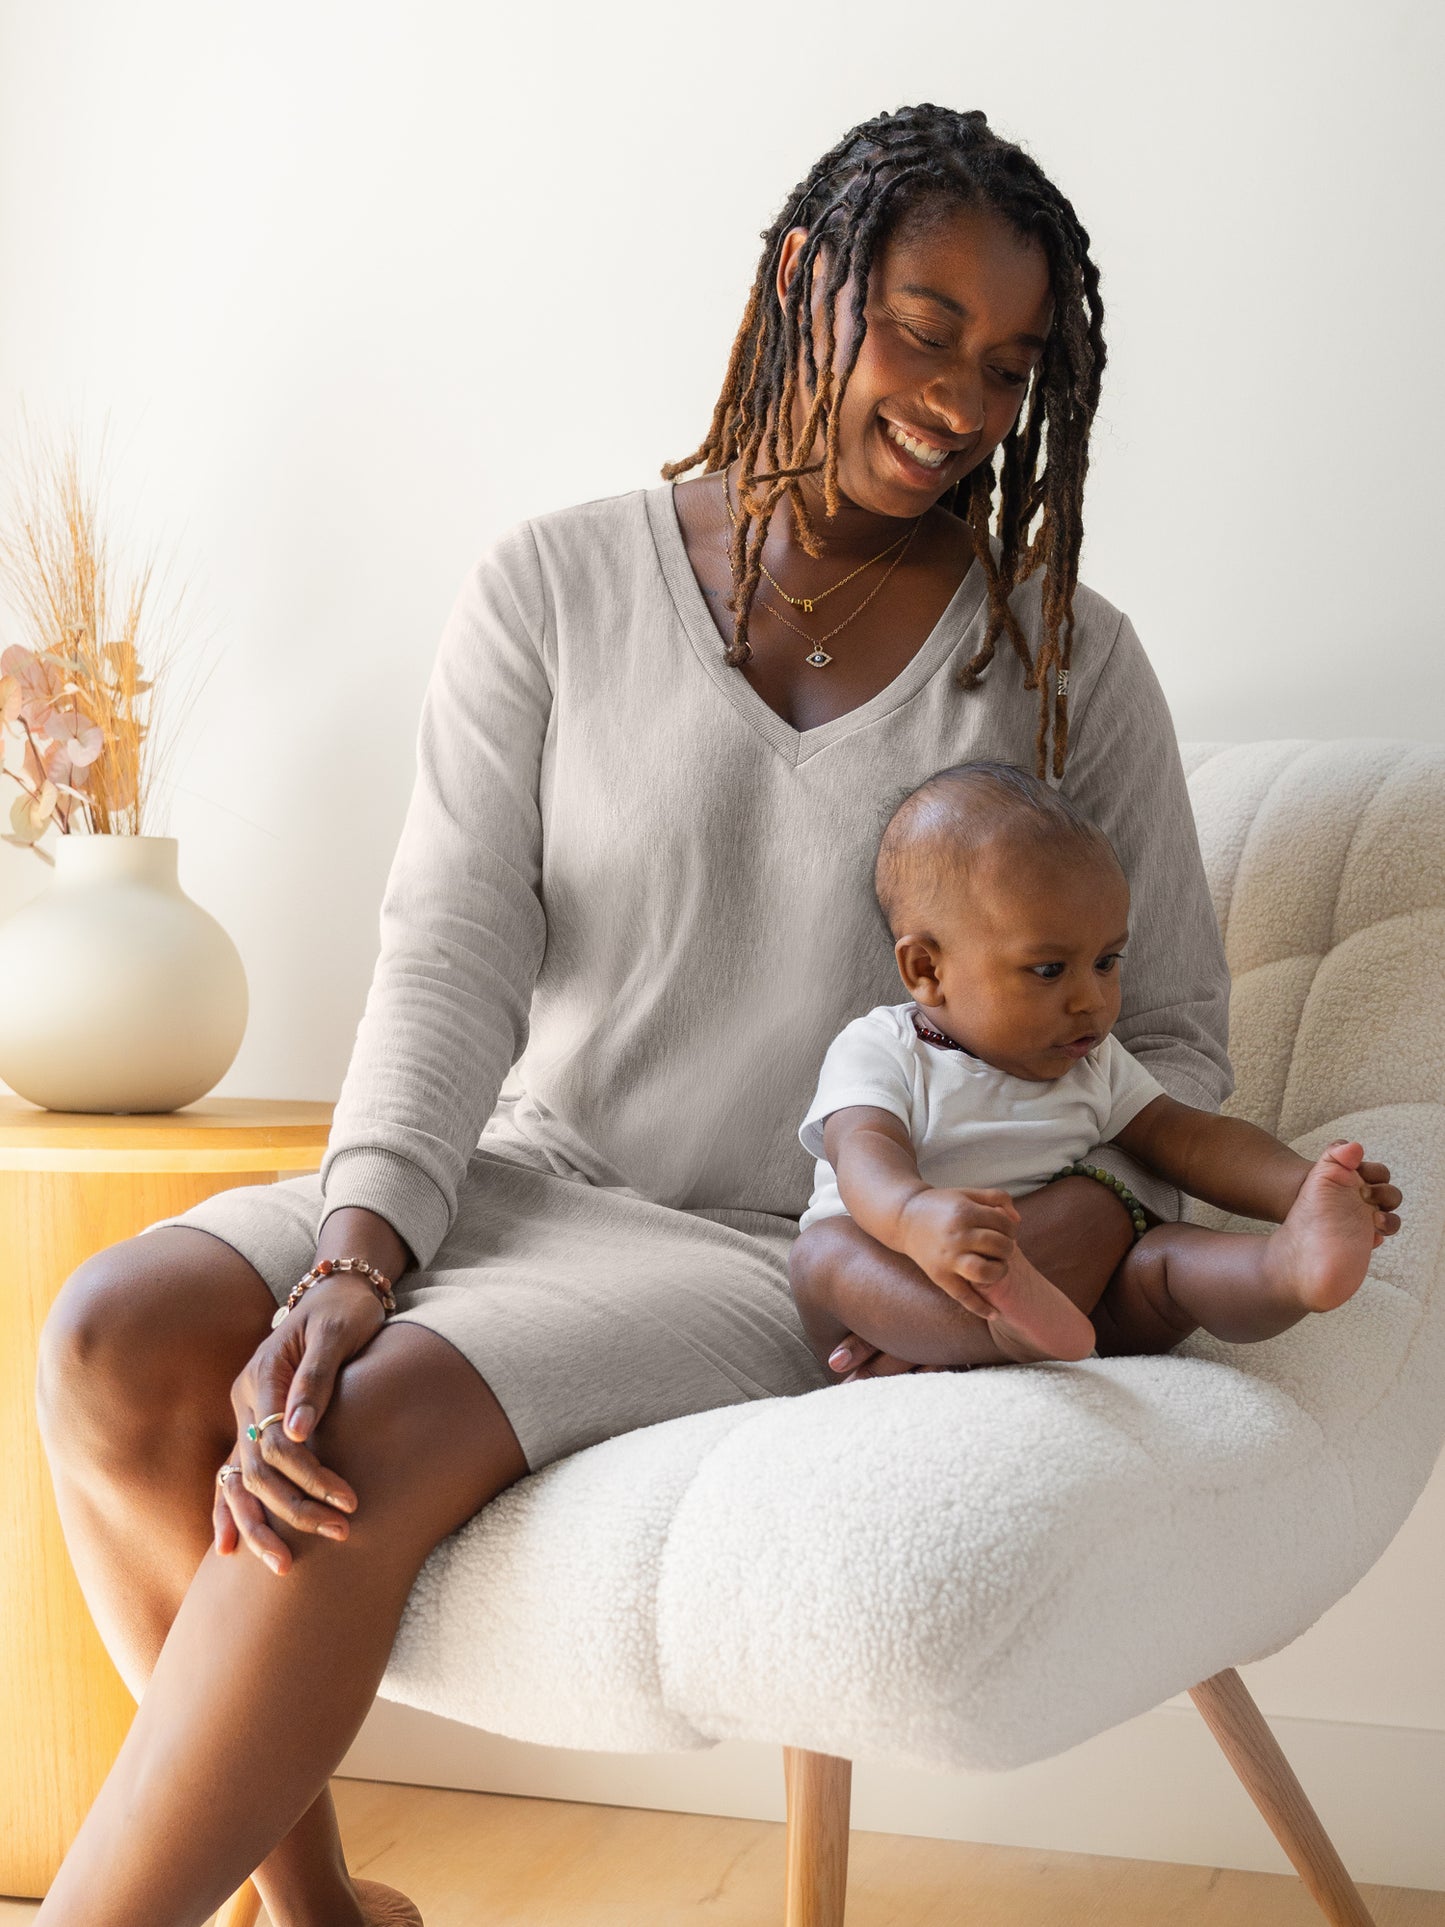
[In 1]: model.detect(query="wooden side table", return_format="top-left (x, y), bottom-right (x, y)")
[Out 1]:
top-left (0, 1094), bottom-right (333, 1900)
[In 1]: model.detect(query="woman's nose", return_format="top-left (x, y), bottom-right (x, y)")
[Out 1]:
top-left (924, 371), bottom-right (985, 438)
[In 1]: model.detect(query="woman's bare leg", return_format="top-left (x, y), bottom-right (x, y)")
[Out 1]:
top-left (36, 1229), bottom-right (362, 1923)
top-left (34, 1228), bottom-right (527, 1927)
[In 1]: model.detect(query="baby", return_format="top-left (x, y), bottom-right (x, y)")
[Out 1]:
top-left (788, 759), bottom-right (1404, 1377)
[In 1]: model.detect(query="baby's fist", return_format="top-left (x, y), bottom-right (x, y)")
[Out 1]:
top-left (900, 1185), bottom-right (1020, 1315)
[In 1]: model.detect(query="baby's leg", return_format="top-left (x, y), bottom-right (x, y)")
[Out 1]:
top-left (790, 1217), bottom-right (1019, 1370)
top-left (1097, 1141), bottom-right (1380, 1350)
top-left (790, 1211), bottom-right (1094, 1370)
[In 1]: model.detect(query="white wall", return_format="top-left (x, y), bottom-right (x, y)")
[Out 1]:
top-left (2, 0), bottom-right (1442, 1885)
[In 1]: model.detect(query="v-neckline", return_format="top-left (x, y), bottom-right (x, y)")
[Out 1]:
top-left (644, 482), bottom-right (991, 769)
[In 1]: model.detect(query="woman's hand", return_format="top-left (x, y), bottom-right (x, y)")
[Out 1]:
top-left (838, 1349), bottom-right (951, 1382)
top-left (212, 1277), bottom-right (383, 1575)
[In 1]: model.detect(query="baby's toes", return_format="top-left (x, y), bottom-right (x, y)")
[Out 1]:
top-left (1320, 1139), bottom-right (1367, 1180)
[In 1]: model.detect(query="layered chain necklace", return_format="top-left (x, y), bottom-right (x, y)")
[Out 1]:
top-left (722, 479), bottom-right (921, 669)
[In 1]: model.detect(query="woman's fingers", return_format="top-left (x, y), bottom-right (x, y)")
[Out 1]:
top-left (221, 1468), bottom-right (297, 1576)
top-left (239, 1351), bottom-right (358, 1544)
top-left (242, 1425), bottom-right (356, 1543)
top-left (826, 1328), bottom-right (878, 1374)
top-left (253, 1348), bottom-right (359, 1517)
top-left (283, 1316), bottom-right (352, 1445)
top-left (223, 1351), bottom-right (360, 1576)
top-left (211, 1469), bottom-right (239, 1555)
top-left (843, 1350), bottom-right (921, 1381)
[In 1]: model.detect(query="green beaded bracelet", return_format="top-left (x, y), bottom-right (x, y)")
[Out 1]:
top-left (1051, 1159), bottom-right (1151, 1241)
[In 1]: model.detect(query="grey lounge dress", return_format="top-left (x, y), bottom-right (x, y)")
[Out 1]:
top-left (140, 483), bottom-right (1234, 1473)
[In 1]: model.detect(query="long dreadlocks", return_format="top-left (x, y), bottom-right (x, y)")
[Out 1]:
top-left (662, 104), bottom-right (1106, 780)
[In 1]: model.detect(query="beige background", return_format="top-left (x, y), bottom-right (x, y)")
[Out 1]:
top-left (0, 0), bottom-right (1441, 1883)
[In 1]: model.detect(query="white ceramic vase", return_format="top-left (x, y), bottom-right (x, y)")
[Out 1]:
top-left (0, 833), bottom-right (248, 1113)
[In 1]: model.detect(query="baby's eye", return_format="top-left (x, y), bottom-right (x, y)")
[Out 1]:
top-left (1097, 952), bottom-right (1125, 973)
top-left (1030, 962), bottom-right (1065, 980)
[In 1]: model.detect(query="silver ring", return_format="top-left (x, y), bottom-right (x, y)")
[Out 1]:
top-left (217, 1461), bottom-right (241, 1486)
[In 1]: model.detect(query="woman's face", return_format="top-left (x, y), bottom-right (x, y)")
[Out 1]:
top-left (776, 200), bottom-right (1054, 520)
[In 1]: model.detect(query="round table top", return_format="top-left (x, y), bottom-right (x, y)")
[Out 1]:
top-left (0, 1095), bottom-right (335, 1174)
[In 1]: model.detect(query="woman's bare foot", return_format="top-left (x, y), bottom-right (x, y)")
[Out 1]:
top-left (1263, 1140), bottom-right (1379, 1314)
top-left (960, 1239), bottom-right (1098, 1363)
top-left (353, 1876), bottom-right (424, 1925)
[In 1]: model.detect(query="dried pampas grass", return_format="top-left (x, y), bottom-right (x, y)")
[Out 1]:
top-left (0, 410), bottom-right (211, 860)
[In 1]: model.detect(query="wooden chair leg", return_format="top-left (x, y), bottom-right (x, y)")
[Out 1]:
top-left (1189, 1669), bottom-right (1376, 1926)
top-left (783, 1747), bottom-right (852, 1927)
top-left (212, 1878), bottom-right (263, 1927)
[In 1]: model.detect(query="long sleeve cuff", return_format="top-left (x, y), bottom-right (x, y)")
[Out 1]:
top-left (317, 1147), bottom-right (451, 1273)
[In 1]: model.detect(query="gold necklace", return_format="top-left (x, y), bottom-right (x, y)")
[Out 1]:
top-left (724, 477), bottom-right (928, 666)
top-left (758, 527), bottom-right (918, 664)
top-left (722, 481), bottom-right (918, 611)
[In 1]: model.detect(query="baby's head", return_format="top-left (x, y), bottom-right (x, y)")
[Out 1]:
top-left (873, 760), bottom-right (1129, 1082)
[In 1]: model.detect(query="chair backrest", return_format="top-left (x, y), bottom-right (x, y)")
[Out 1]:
top-left (1180, 739), bottom-right (1445, 1140)
top-left (1177, 738), bottom-right (1445, 1554)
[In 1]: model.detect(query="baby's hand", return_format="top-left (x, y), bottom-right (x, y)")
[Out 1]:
top-left (1357, 1154), bottom-right (1403, 1245)
top-left (898, 1185), bottom-right (1022, 1317)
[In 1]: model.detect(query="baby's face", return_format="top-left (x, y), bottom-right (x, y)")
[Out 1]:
top-left (901, 844), bottom-right (1130, 1082)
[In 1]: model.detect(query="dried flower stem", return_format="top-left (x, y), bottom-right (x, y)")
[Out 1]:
top-left (0, 408), bottom-right (213, 852)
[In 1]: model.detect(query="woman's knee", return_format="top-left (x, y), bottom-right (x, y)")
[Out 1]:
top-left (290, 1324), bottom-right (528, 1544)
top-left (36, 1228), bottom-right (273, 1468)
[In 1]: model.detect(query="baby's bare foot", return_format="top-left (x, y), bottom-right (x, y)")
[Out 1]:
top-left (963, 1242), bottom-right (1097, 1364)
top-left (1264, 1140), bottom-right (1378, 1314)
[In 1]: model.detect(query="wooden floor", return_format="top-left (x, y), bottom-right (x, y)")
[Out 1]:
top-left (2, 1776), bottom-right (1443, 1924)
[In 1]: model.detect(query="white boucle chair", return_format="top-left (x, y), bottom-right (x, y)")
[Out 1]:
top-left (220, 738), bottom-right (1445, 1927)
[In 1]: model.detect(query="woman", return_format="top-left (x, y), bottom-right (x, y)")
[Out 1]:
top-left (33, 103), bottom-right (1231, 1925)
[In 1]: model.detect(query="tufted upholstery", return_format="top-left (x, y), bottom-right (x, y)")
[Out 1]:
top-left (374, 740), bottom-right (1445, 1775)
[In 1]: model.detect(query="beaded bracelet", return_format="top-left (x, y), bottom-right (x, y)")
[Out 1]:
top-left (270, 1255), bottom-right (397, 1330)
top-left (1051, 1160), bottom-right (1150, 1242)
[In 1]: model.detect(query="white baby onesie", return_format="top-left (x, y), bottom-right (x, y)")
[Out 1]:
top-left (797, 1000), bottom-right (1167, 1233)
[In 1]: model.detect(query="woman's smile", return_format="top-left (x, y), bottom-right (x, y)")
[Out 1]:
top-left (876, 413), bottom-right (966, 489)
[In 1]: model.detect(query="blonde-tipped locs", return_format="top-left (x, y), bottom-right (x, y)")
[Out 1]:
top-left (662, 104), bottom-right (1106, 780)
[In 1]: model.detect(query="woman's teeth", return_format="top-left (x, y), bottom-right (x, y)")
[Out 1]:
top-left (883, 420), bottom-right (951, 469)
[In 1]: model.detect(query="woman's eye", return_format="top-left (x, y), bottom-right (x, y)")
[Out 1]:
top-left (904, 325), bottom-right (947, 350)
top-left (992, 367), bottom-right (1031, 389)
